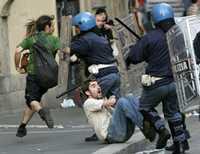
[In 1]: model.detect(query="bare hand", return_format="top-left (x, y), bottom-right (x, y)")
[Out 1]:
top-left (108, 96), bottom-right (116, 106)
top-left (16, 67), bottom-right (26, 74)
top-left (104, 24), bottom-right (113, 30)
top-left (103, 96), bottom-right (116, 108)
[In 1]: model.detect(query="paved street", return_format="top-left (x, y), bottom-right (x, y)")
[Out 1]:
top-left (135, 111), bottom-right (200, 154)
top-left (0, 105), bottom-right (200, 154)
top-left (0, 108), bottom-right (106, 154)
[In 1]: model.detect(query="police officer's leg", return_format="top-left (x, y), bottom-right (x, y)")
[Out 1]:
top-left (166, 114), bottom-right (189, 154)
top-left (125, 96), bottom-right (156, 142)
top-left (140, 88), bottom-right (170, 149)
top-left (141, 108), bottom-right (171, 149)
top-left (166, 112), bottom-right (190, 151)
top-left (108, 73), bottom-right (121, 99)
top-left (97, 73), bottom-right (121, 99)
top-left (163, 83), bottom-right (189, 153)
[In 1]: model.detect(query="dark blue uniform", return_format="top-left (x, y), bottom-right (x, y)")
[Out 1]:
top-left (128, 29), bottom-right (174, 89)
top-left (127, 28), bottom-right (187, 143)
top-left (71, 31), bottom-right (120, 98)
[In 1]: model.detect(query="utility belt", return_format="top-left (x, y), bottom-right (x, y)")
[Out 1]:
top-left (141, 74), bottom-right (163, 87)
top-left (88, 63), bottom-right (117, 75)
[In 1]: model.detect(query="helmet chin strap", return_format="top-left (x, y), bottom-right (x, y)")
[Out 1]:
top-left (155, 18), bottom-right (175, 33)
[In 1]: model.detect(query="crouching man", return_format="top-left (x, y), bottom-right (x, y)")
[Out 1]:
top-left (81, 78), bottom-right (156, 143)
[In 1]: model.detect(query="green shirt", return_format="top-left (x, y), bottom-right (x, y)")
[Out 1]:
top-left (18, 32), bottom-right (61, 75)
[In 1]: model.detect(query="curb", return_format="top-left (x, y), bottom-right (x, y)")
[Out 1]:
top-left (92, 132), bottom-right (149, 154)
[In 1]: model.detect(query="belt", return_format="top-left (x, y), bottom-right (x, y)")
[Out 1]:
top-left (151, 76), bottom-right (163, 83)
top-left (141, 74), bottom-right (163, 87)
top-left (88, 63), bottom-right (117, 74)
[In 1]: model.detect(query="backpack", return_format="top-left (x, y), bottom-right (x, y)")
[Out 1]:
top-left (32, 40), bottom-right (58, 89)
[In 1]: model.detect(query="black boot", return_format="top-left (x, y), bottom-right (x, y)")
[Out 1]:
top-left (141, 120), bottom-right (156, 142)
top-left (140, 109), bottom-right (166, 143)
top-left (156, 128), bottom-right (171, 149)
top-left (172, 140), bottom-right (190, 154)
top-left (166, 140), bottom-right (190, 152)
top-left (172, 142), bottom-right (181, 154)
top-left (166, 134), bottom-right (190, 151)
top-left (166, 114), bottom-right (190, 152)
top-left (38, 108), bottom-right (54, 128)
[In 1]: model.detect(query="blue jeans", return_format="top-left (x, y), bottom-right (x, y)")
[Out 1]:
top-left (107, 96), bottom-right (143, 143)
top-left (140, 82), bottom-right (180, 120)
top-left (140, 82), bottom-right (186, 142)
top-left (97, 73), bottom-right (121, 99)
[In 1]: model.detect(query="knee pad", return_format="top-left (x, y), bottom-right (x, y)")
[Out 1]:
top-left (168, 114), bottom-right (186, 142)
top-left (140, 109), bottom-right (165, 131)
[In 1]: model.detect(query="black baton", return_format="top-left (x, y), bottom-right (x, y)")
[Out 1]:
top-left (56, 86), bottom-right (80, 99)
top-left (56, 75), bottom-right (95, 99)
top-left (115, 17), bottom-right (141, 40)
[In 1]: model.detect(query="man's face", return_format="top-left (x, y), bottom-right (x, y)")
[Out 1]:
top-left (45, 21), bottom-right (55, 34)
top-left (96, 14), bottom-right (106, 29)
top-left (86, 81), bottom-right (102, 99)
top-left (75, 26), bottom-right (81, 34)
top-left (49, 21), bottom-right (55, 34)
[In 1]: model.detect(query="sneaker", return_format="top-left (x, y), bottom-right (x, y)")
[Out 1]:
top-left (142, 120), bottom-right (156, 142)
top-left (156, 128), bottom-right (171, 149)
top-left (85, 133), bottom-right (98, 142)
top-left (16, 127), bottom-right (27, 137)
top-left (38, 108), bottom-right (54, 128)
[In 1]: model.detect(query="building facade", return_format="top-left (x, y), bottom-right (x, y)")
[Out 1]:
top-left (0, 0), bottom-right (58, 113)
top-left (0, 0), bottom-right (130, 113)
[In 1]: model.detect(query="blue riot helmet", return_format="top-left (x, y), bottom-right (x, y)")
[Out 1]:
top-left (72, 12), bottom-right (96, 31)
top-left (151, 3), bottom-right (174, 24)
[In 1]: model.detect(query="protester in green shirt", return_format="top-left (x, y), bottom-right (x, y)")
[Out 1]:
top-left (14, 15), bottom-right (61, 137)
top-left (18, 31), bottom-right (60, 75)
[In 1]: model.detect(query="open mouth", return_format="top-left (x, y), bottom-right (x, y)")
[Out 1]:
top-left (98, 89), bottom-right (102, 95)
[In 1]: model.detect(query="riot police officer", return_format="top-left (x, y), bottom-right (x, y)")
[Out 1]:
top-left (68, 12), bottom-right (121, 141)
top-left (126, 3), bottom-right (189, 154)
top-left (70, 12), bottom-right (120, 99)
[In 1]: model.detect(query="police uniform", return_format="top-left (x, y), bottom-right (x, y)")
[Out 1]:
top-left (126, 3), bottom-right (189, 154)
top-left (71, 12), bottom-right (120, 99)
